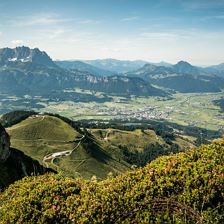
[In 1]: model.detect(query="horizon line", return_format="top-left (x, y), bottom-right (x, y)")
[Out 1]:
top-left (1, 45), bottom-right (223, 67)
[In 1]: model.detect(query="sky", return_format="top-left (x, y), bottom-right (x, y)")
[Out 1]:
top-left (0, 0), bottom-right (224, 65)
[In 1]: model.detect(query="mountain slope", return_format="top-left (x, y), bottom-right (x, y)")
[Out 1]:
top-left (69, 73), bottom-right (167, 96)
top-left (0, 123), bottom-right (52, 188)
top-left (205, 63), bottom-right (224, 77)
top-left (126, 61), bottom-right (224, 93)
top-left (55, 60), bottom-right (114, 76)
top-left (0, 46), bottom-right (56, 68)
top-left (173, 60), bottom-right (200, 74)
top-left (5, 112), bottom-right (196, 179)
top-left (0, 65), bottom-right (166, 97)
top-left (0, 46), bottom-right (166, 97)
top-left (0, 139), bottom-right (223, 223)
top-left (84, 58), bottom-right (148, 73)
top-left (6, 115), bottom-right (130, 179)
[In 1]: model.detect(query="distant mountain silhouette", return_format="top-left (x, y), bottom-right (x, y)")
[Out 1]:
top-left (0, 46), bottom-right (223, 95)
top-left (0, 46), bottom-right (56, 68)
top-left (84, 58), bottom-right (148, 73)
top-left (125, 61), bottom-right (224, 93)
top-left (55, 60), bottom-right (114, 76)
top-left (173, 61), bottom-right (200, 74)
top-left (0, 46), bottom-right (166, 97)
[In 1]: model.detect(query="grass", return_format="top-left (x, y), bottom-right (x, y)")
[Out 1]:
top-left (1, 92), bottom-right (224, 130)
top-left (91, 128), bottom-right (195, 153)
top-left (7, 115), bottom-right (80, 162)
top-left (7, 115), bottom-right (79, 141)
top-left (6, 115), bottom-right (130, 179)
top-left (0, 139), bottom-right (223, 223)
top-left (5, 114), bottom-right (195, 180)
top-left (39, 92), bottom-right (224, 130)
top-left (92, 128), bottom-right (164, 153)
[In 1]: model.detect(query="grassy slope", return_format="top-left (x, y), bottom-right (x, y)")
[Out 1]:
top-left (7, 115), bottom-right (78, 141)
top-left (6, 115), bottom-right (195, 180)
top-left (91, 128), bottom-right (164, 152)
top-left (91, 128), bottom-right (195, 155)
top-left (0, 139), bottom-right (223, 223)
top-left (6, 115), bottom-right (130, 179)
top-left (6, 115), bottom-right (80, 162)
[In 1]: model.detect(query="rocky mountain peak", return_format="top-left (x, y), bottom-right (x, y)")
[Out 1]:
top-left (174, 60), bottom-right (199, 74)
top-left (0, 46), bottom-right (56, 68)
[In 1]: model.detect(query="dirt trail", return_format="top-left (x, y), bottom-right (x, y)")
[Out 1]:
top-left (43, 135), bottom-right (85, 168)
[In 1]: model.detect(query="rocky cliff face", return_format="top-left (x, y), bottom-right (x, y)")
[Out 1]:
top-left (0, 124), bottom-right (10, 162)
top-left (0, 123), bottom-right (55, 188)
top-left (0, 46), bottom-right (57, 68)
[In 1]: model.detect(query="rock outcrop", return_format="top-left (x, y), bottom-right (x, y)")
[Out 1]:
top-left (0, 124), bottom-right (10, 162)
top-left (0, 123), bottom-right (55, 188)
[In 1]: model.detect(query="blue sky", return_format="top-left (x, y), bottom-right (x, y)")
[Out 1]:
top-left (0, 0), bottom-right (224, 65)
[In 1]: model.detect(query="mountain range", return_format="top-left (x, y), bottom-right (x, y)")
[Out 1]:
top-left (55, 60), bottom-right (114, 76)
top-left (0, 47), bottom-right (166, 97)
top-left (83, 58), bottom-right (148, 73)
top-left (125, 61), bottom-right (224, 92)
top-left (0, 46), bottom-right (224, 98)
top-left (56, 58), bottom-right (224, 78)
top-left (56, 59), bottom-right (173, 75)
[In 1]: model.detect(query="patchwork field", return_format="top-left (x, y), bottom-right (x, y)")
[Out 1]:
top-left (1, 91), bottom-right (224, 131)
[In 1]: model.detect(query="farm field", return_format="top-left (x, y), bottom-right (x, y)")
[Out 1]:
top-left (1, 91), bottom-right (224, 131)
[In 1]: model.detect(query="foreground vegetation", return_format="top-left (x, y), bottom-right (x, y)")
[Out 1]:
top-left (0, 139), bottom-right (223, 223)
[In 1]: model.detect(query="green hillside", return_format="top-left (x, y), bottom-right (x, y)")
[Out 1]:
top-left (0, 122), bottom-right (53, 188)
top-left (5, 113), bottom-right (195, 180)
top-left (7, 115), bottom-right (79, 141)
top-left (6, 115), bottom-right (130, 179)
top-left (6, 115), bottom-right (81, 166)
top-left (0, 139), bottom-right (223, 223)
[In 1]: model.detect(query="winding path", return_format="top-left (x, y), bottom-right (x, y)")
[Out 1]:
top-left (42, 135), bottom-right (85, 168)
top-left (104, 130), bottom-right (111, 141)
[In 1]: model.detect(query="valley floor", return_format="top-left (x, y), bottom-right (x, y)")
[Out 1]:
top-left (1, 91), bottom-right (224, 131)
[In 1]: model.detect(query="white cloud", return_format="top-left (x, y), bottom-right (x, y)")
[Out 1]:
top-left (10, 14), bottom-right (74, 27)
top-left (121, 16), bottom-right (139, 22)
top-left (47, 29), bottom-right (67, 39)
top-left (9, 14), bottom-right (101, 28)
top-left (11, 39), bottom-right (24, 46)
top-left (76, 19), bottom-right (101, 25)
top-left (140, 32), bottom-right (178, 40)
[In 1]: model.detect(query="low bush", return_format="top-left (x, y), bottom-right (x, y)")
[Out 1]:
top-left (0, 139), bottom-right (223, 223)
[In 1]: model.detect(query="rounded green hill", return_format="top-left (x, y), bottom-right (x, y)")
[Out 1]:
top-left (6, 115), bottom-right (130, 179)
top-left (7, 115), bottom-right (79, 141)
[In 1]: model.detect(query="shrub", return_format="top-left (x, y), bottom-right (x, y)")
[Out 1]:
top-left (0, 139), bottom-right (223, 223)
